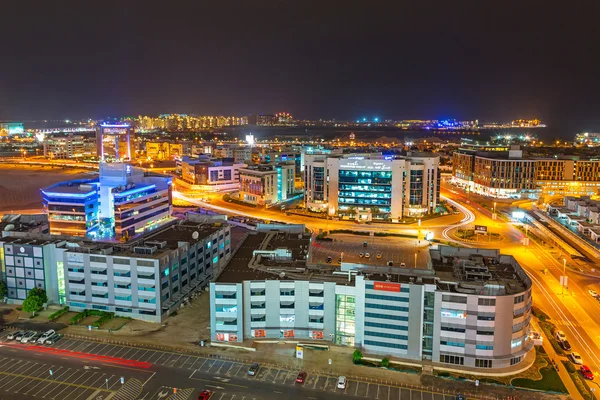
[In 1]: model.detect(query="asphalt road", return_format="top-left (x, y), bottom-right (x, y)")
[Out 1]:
top-left (0, 332), bottom-right (464, 400)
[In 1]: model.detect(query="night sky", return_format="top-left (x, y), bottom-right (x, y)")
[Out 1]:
top-left (1, 1), bottom-right (599, 132)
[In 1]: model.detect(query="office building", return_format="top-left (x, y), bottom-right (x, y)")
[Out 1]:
top-left (43, 134), bottom-right (88, 159)
top-left (303, 153), bottom-right (440, 220)
top-left (238, 163), bottom-right (295, 205)
top-left (211, 239), bottom-right (533, 372)
top-left (64, 220), bottom-right (231, 322)
top-left (212, 146), bottom-right (253, 163)
top-left (452, 144), bottom-right (600, 199)
top-left (96, 123), bottom-right (134, 161)
top-left (180, 158), bottom-right (246, 192)
top-left (42, 163), bottom-right (173, 241)
top-left (146, 141), bottom-right (183, 160)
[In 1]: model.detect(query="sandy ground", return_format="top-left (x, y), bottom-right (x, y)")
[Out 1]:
top-left (0, 164), bottom-right (92, 212)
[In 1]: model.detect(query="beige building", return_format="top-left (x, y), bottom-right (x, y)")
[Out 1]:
top-left (238, 163), bottom-right (295, 205)
top-left (146, 141), bottom-right (183, 160)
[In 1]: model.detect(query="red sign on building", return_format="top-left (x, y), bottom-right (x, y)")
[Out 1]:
top-left (373, 281), bottom-right (401, 292)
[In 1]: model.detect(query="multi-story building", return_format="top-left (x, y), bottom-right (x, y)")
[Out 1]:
top-left (42, 163), bottom-right (173, 241)
top-left (452, 144), bottom-right (600, 199)
top-left (43, 134), bottom-right (88, 159)
top-left (304, 153), bottom-right (440, 219)
top-left (212, 146), bottom-right (253, 163)
top-left (64, 220), bottom-right (231, 322)
top-left (145, 141), bottom-right (183, 160)
top-left (96, 123), bottom-right (134, 161)
top-left (0, 121), bottom-right (24, 136)
top-left (238, 163), bottom-right (295, 205)
top-left (211, 244), bottom-right (533, 372)
top-left (180, 158), bottom-right (246, 192)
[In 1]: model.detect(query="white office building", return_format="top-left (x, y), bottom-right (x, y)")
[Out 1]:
top-left (304, 153), bottom-right (440, 220)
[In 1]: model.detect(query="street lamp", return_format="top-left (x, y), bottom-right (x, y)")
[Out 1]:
top-left (414, 252), bottom-right (417, 268)
top-left (561, 258), bottom-right (567, 295)
top-left (493, 202), bottom-right (496, 214)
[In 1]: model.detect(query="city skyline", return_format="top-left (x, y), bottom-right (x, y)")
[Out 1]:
top-left (1, 2), bottom-right (599, 133)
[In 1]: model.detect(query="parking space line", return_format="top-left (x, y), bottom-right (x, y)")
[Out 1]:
top-left (190, 357), bottom-right (204, 370)
top-left (216, 360), bottom-right (229, 374)
top-left (312, 376), bottom-right (319, 389)
top-left (365, 383), bottom-right (370, 398)
top-left (63, 339), bottom-right (82, 350)
top-left (355, 381), bottom-right (359, 396)
top-left (207, 360), bottom-right (221, 373)
top-left (21, 365), bottom-right (55, 395)
top-left (224, 362), bottom-right (236, 375)
top-left (140, 349), bottom-right (157, 362)
top-left (0, 361), bottom-right (27, 385)
top-left (46, 369), bottom-right (82, 398)
top-left (120, 347), bottom-right (137, 360)
top-left (110, 345), bottom-right (128, 358)
top-left (32, 367), bottom-right (64, 397)
top-left (272, 369), bottom-right (281, 384)
top-left (14, 363), bottom-right (48, 392)
top-left (162, 353), bottom-right (176, 365)
top-left (4, 362), bottom-right (41, 391)
top-left (261, 367), bottom-right (271, 381)
top-left (148, 351), bottom-right (165, 364)
top-left (376, 384), bottom-right (380, 399)
top-left (101, 344), bottom-right (122, 357)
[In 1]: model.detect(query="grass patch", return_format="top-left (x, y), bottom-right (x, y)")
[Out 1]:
top-left (511, 348), bottom-right (568, 394)
top-left (532, 306), bottom-right (551, 322)
top-left (562, 361), bottom-right (595, 400)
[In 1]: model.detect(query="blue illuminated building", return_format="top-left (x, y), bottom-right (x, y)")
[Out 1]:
top-left (42, 163), bottom-right (173, 241)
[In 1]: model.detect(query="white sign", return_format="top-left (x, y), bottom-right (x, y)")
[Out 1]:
top-left (475, 379), bottom-right (479, 387)
top-left (328, 359), bottom-right (332, 365)
top-left (120, 377), bottom-right (124, 384)
top-left (296, 346), bottom-right (304, 359)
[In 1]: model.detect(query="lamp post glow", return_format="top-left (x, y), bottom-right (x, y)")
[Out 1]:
top-left (414, 252), bottom-right (417, 268)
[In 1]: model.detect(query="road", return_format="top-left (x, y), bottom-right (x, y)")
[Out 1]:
top-left (0, 332), bottom-right (463, 400)
top-left (440, 189), bottom-right (600, 396)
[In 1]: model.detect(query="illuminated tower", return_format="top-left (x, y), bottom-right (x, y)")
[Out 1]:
top-left (96, 123), bottom-right (134, 161)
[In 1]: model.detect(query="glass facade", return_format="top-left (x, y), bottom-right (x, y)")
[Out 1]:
top-left (335, 294), bottom-right (355, 346)
top-left (338, 170), bottom-right (392, 213)
top-left (409, 170), bottom-right (424, 206)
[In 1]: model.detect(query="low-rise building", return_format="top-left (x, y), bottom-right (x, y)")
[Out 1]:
top-left (146, 141), bottom-right (184, 160)
top-left (211, 239), bottom-right (533, 372)
top-left (180, 158), bottom-right (246, 192)
top-left (63, 220), bottom-right (231, 322)
top-left (238, 163), bottom-right (295, 205)
top-left (43, 134), bottom-right (88, 159)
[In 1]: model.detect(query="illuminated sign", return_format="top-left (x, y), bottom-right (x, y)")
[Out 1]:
top-left (373, 282), bottom-right (401, 292)
top-left (310, 331), bottom-right (324, 339)
top-left (252, 329), bottom-right (266, 338)
top-left (474, 225), bottom-right (487, 233)
top-left (425, 232), bottom-right (434, 241)
top-left (283, 330), bottom-right (295, 338)
top-left (339, 160), bottom-right (392, 171)
top-left (512, 211), bottom-right (525, 220)
top-left (102, 127), bottom-right (129, 135)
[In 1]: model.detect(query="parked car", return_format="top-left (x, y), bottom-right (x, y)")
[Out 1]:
top-left (363, 242), bottom-right (368, 247)
top-left (554, 330), bottom-right (567, 342)
top-left (248, 363), bottom-right (260, 376)
top-left (454, 395), bottom-right (466, 400)
top-left (296, 371), bottom-right (307, 383)
top-left (359, 253), bottom-right (364, 258)
top-left (326, 256), bottom-right (332, 264)
top-left (44, 334), bottom-right (62, 345)
top-left (365, 253), bottom-right (370, 259)
top-left (27, 332), bottom-right (43, 344)
top-left (580, 365), bottom-right (594, 380)
top-left (20, 331), bottom-right (38, 343)
top-left (376, 254), bottom-right (382, 259)
top-left (560, 340), bottom-right (572, 351)
top-left (387, 261), bottom-right (394, 267)
top-left (14, 331), bottom-right (29, 341)
top-left (588, 290), bottom-right (599, 298)
top-left (400, 262), bottom-right (406, 267)
top-left (569, 352), bottom-right (583, 365)
top-left (7, 331), bottom-right (24, 340)
top-left (37, 329), bottom-right (56, 344)
top-left (337, 376), bottom-right (347, 389)
top-left (198, 390), bottom-right (212, 400)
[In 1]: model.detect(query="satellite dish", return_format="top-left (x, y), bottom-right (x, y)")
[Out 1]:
top-left (192, 231), bottom-right (199, 240)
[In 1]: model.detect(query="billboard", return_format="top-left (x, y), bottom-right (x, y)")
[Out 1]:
top-left (373, 281), bottom-right (401, 292)
top-left (310, 331), bottom-right (324, 339)
top-left (474, 225), bottom-right (487, 233)
top-left (252, 329), bottom-right (266, 338)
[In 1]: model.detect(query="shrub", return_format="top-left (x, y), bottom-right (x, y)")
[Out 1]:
top-left (352, 349), bottom-right (363, 364)
top-left (48, 306), bottom-right (69, 321)
top-left (381, 358), bottom-right (390, 368)
top-left (532, 306), bottom-right (550, 322)
top-left (70, 309), bottom-right (115, 326)
top-left (562, 360), bottom-right (576, 374)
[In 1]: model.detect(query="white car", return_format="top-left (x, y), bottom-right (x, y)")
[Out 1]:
top-left (365, 253), bottom-right (371, 259)
top-left (555, 330), bottom-right (567, 342)
top-left (589, 290), bottom-right (599, 298)
top-left (20, 331), bottom-right (38, 343)
top-left (337, 376), bottom-right (347, 389)
top-left (359, 253), bottom-right (364, 258)
top-left (400, 262), bottom-right (406, 267)
top-left (569, 352), bottom-right (583, 365)
top-left (37, 329), bottom-right (56, 344)
top-left (7, 331), bottom-right (24, 340)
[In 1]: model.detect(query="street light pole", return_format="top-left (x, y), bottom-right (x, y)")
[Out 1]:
top-left (562, 258), bottom-right (567, 295)
top-left (414, 252), bottom-right (417, 268)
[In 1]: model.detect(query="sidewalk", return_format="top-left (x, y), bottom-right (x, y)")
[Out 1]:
top-left (531, 318), bottom-right (583, 400)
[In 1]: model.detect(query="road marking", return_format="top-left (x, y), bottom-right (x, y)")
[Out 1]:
top-left (15, 363), bottom-right (48, 393)
top-left (22, 364), bottom-right (56, 395)
top-left (143, 371), bottom-right (156, 386)
top-left (365, 383), bottom-right (370, 398)
top-left (225, 362), bottom-right (236, 375)
top-left (188, 375), bottom-right (248, 389)
top-left (376, 384), bottom-right (380, 399)
top-left (49, 369), bottom-right (85, 398)
top-left (197, 358), bottom-right (209, 371)
top-left (188, 357), bottom-right (202, 370)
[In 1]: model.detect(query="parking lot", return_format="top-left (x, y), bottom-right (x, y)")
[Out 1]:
top-left (0, 331), bottom-right (467, 400)
top-left (311, 234), bottom-right (432, 268)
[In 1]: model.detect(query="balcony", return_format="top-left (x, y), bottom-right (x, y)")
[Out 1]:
top-left (215, 298), bottom-right (238, 305)
top-left (137, 266), bottom-right (155, 275)
top-left (138, 301), bottom-right (157, 310)
top-left (68, 283), bottom-right (86, 291)
top-left (250, 321), bottom-right (267, 328)
top-left (249, 295), bottom-right (265, 302)
top-left (309, 322), bottom-right (324, 330)
top-left (137, 278), bottom-right (156, 286)
top-left (67, 271), bottom-right (85, 280)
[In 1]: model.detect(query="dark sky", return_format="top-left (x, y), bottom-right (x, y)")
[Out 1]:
top-left (1, 1), bottom-right (599, 132)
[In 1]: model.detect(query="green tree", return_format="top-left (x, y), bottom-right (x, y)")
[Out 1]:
top-left (353, 349), bottom-right (363, 364)
top-left (21, 288), bottom-right (47, 317)
top-left (0, 281), bottom-right (7, 299)
top-left (28, 287), bottom-right (48, 304)
top-left (381, 358), bottom-right (390, 368)
top-left (22, 296), bottom-right (44, 317)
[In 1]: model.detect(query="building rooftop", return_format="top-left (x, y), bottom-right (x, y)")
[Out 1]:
top-left (42, 179), bottom-right (98, 195)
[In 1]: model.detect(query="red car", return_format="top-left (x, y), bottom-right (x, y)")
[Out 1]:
top-left (198, 390), bottom-right (212, 400)
top-left (580, 365), bottom-right (594, 380)
top-left (296, 371), bottom-right (307, 383)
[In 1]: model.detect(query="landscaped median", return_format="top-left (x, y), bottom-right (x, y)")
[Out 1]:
top-left (562, 360), bottom-right (596, 400)
top-left (69, 309), bottom-right (131, 330)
